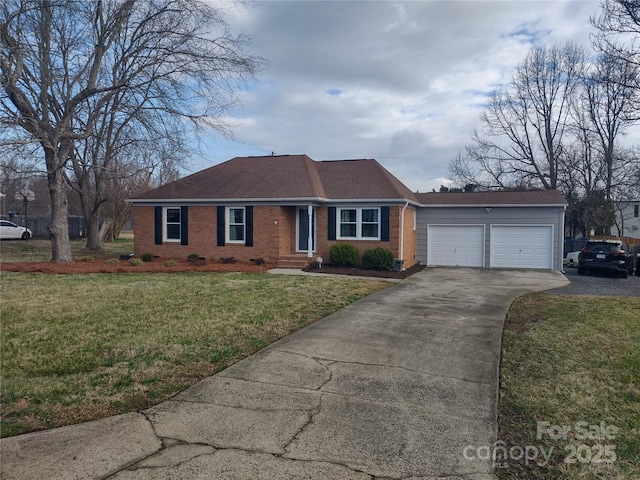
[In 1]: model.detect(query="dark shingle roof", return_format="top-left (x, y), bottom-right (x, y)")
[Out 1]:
top-left (415, 190), bottom-right (567, 206)
top-left (133, 155), bottom-right (567, 207)
top-left (133, 155), bottom-right (418, 202)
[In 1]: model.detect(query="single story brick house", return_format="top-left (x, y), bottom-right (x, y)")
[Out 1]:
top-left (130, 154), bottom-right (567, 271)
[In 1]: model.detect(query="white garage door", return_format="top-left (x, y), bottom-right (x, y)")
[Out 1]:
top-left (427, 225), bottom-right (484, 267)
top-left (490, 225), bottom-right (553, 269)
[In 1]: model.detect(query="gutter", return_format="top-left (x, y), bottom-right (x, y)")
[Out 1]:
top-left (127, 197), bottom-right (421, 207)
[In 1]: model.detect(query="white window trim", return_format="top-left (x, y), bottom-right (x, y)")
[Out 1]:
top-left (337, 207), bottom-right (381, 240)
top-left (226, 206), bottom-right (246, 244)
top-left (163, 207), bottom-right (181, 242)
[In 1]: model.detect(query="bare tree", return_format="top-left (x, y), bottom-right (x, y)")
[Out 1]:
top-left (591, 0), bottom-right (640, 95)
top-left (1, 0), bottom-right (262, 260)
top-left (451, 42), bottom-right (586, 191)
top-left (584, 53), bottom-right (639, 201)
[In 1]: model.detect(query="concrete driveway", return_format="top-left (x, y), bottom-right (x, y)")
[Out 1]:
top-left (1, 268), bottom-right (568, 480)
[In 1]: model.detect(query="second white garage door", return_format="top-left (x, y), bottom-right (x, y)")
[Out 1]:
top-left (490, 225), bottom-right (553, 269)
top-left (427, 225), bottom-right (484, 267)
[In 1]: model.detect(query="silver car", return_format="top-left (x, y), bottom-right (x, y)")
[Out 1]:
top-left (0, 220), bottom-right (32, 240)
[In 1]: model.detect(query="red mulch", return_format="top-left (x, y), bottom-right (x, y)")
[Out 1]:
top-left (1, 257), bottom-right (426, 278)
top-left (0, 257), bottom-right (275, 275)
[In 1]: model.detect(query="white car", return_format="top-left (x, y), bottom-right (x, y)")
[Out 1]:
top-left (0, 220), bottom-right (32, 240)
top-left (564, 251), bottom-right (580, 267)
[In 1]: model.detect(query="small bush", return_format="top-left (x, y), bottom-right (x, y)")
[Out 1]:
top-left (140, 252), bottom-right (154, 262)
top-left (128, 258), bottom-right (144, 266)
top-left (187, 253), bottom-right (200, 262)
top-left (362, 247), bottom-right (395, 271)
top-left (329, 243), bottom-right (359, 267)
top-left (164, 260), bottom-right (177, 267)
top-left (77, 255), bottom-right (95, 263)
top-left (250, 257), bottom-right (265, 265)
top-left (308, 260), bottom-right (320, 270)
top-left (105, 258), bottom-right (120, 264)
top-left (220, 256), bottom-right (237, 264)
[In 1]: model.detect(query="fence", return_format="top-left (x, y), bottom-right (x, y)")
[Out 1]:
top-left (590, 235), bottom-right (640, 249)
top-left (5, 215), bottom-right (86, 240)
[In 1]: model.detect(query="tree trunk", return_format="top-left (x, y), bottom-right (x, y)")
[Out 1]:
top-left (85, 212), bottom-right (103, 251)
top-left (47, 167), bottom-right (73, 262)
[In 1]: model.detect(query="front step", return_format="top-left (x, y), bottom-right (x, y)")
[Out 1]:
top-left (276, 255), bottom-right (310, 269)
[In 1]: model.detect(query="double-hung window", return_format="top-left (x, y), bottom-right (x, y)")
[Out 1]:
top-left (361, 208), bottom-right (379, 238)
top-left (338, 208), bottom-right (380, 240)
top-left (227, 207), bottom-right (245, 243)
top-left (164, 207), bottom-right (181, 241)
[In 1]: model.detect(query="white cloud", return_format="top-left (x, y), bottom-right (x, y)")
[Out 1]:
top-left (192, 0), bottom-right (637, 192)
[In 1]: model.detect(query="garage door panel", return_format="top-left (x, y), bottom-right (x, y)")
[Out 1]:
top-left (490, 226), bottom-right (553, 269)
top-left (427, 225), bottom-right (484, 267)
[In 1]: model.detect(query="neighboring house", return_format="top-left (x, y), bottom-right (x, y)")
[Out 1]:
top-left (130, 155), bottom-right (568, 271)
top-left (614, 200), bottom-right (640, 240)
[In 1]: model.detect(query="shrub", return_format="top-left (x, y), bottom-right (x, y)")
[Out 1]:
top-left (250, 257), bottom-right (265, 265)
top-left (140, 252), bottom-right (154, 262)
top-left (308, 260), bottom-right (320, 270)
top-left (77, 255), bottom-right (95, 263)
top-left (329, 243), bottom-right (359, 267)
top-left (105, 258), bottom-right (120, 264)
top-left (220, 256), bottom-right (237, 264)
top-left (128, 258), bottom-right (144, 266)
top-left (164, 260), bottom-right (177, 267)
top-left (362, 247), bottom-right (395, 271)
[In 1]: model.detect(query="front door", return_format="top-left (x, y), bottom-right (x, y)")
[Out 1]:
top-left (297, 208), bottom-right (316, 252)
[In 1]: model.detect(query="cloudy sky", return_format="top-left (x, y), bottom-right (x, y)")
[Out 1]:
top-left (194, 0), bottom-right (611, 192)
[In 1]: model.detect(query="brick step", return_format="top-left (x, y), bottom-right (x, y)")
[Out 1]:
top-left (276, 255), bottom-right (310, 269)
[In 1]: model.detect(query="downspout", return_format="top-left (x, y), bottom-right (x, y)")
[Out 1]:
top-left (399, 202), bottom-right (409, 269)
top-left (307, 205), bottom-right (313, 258)
top-left (560, 205), bottom-right (566, 273)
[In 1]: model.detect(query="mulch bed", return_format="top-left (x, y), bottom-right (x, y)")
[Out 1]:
top-left (1, 257), bottom-right (426, 278)
top-left (302, 263), bottom-right (426, 279)
top-left (0, 257), bottom-right (275, 275)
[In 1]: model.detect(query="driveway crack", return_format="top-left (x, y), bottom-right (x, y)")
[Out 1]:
top-left (282, 393), bottom-right (323, 454)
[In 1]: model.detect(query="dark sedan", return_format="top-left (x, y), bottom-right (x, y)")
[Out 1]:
top-left (578, 240), bottom-right (634, 278)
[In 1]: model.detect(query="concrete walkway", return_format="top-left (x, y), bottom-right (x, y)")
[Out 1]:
top-left (1, 268), bottom-right (568, 480)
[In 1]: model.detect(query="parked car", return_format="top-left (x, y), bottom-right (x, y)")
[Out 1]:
top-left (565, 251), bottom-right (580, 267)
top-left (0, 220), bottom-right (32, 240)
top-left (578, 240), bottom-right (634, 278)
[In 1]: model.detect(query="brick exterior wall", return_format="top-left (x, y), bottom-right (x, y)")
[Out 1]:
top-left (133, 204), bottom-right (417, 268)
top-left (313, 206), bottom-right (416, 268)
top-left (402, 207), bottom-right (417, 268)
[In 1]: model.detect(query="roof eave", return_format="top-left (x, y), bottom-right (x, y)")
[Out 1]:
top-left (418, 203), bottom-right (567, 208)
top-left (128, 197), bottom-right (420, 206)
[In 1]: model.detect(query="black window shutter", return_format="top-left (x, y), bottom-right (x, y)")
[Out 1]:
top-left (180, 206), bottom-right (188, 245)
top-left (381, 206), bottom-right (390, 242)
top-left (245, 206), bottom-right (254, 246)
top-left (154, 206), bottom-right (162, 245)
top-left (328, 207), bottom-right (336, 240)
top-left (217, 206), bottom-right (225, 246)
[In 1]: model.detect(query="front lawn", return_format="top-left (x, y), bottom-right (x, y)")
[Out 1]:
top-left (0, 272), bottom-right (390, 437)
top-left (498, 293), bottom-right (640, 479)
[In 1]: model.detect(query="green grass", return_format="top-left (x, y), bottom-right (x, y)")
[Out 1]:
top-left (0, 233), bottom-right (134, 263)
top-left (0, 271), bottom-right (390, 437)
top-left (498, 293), bottom-right (640, 479)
